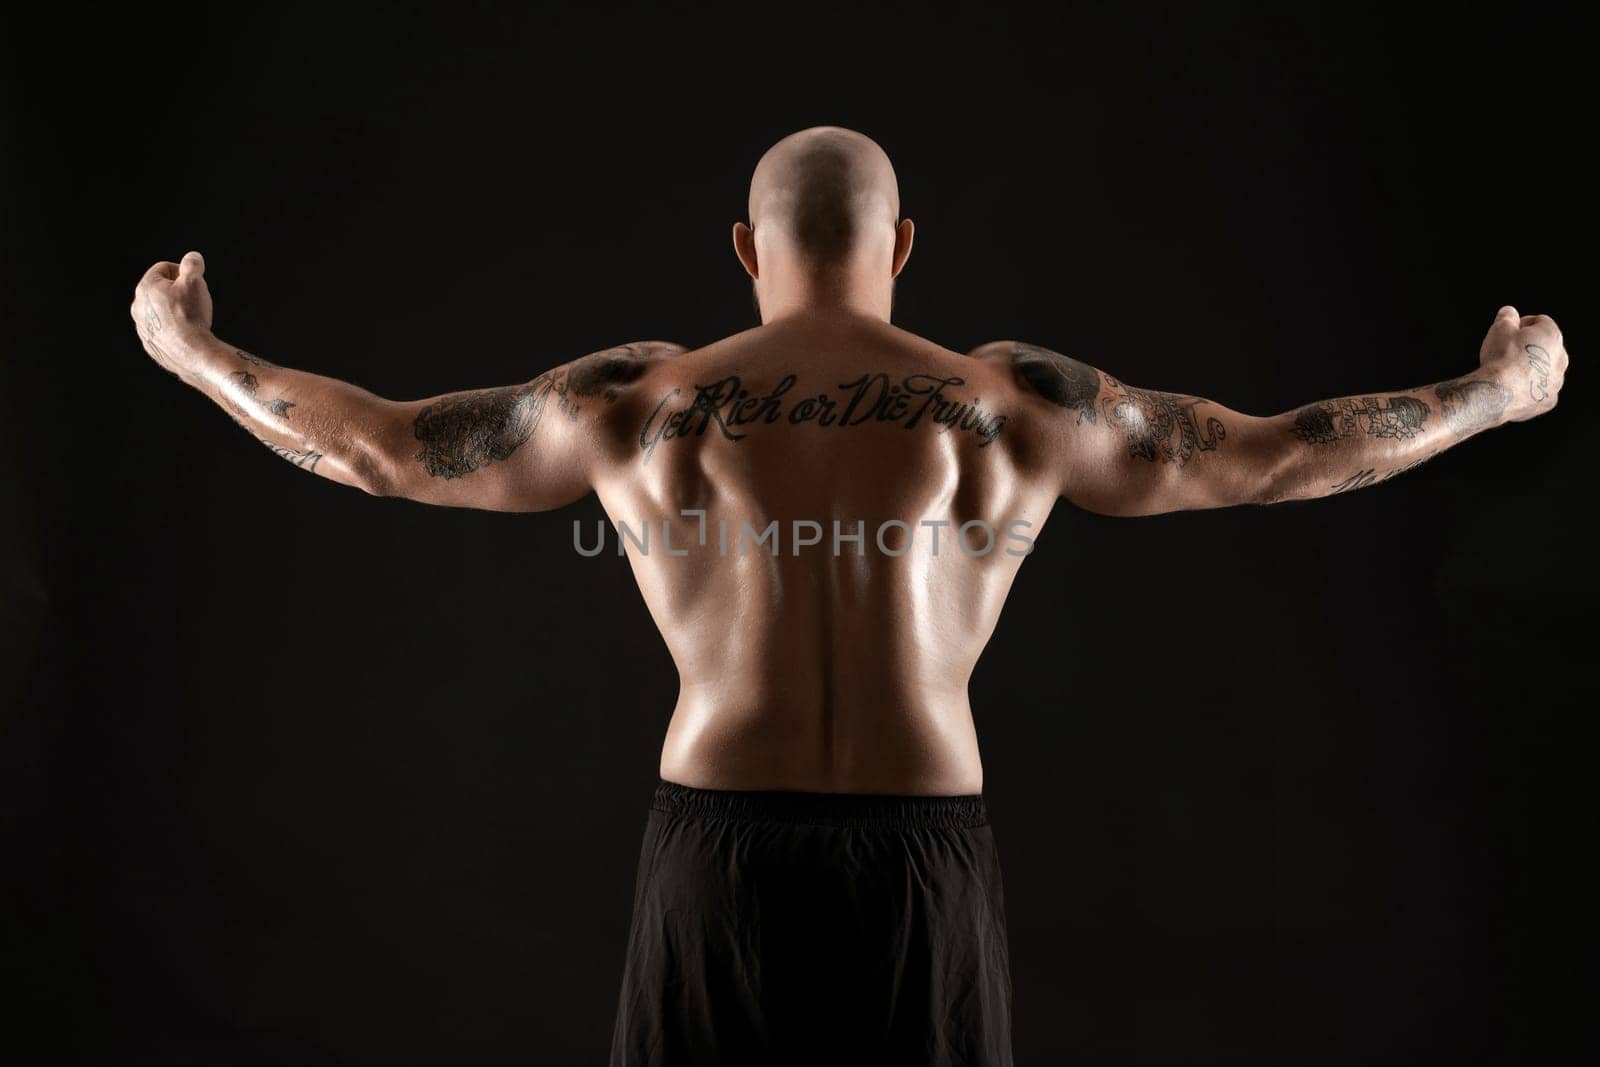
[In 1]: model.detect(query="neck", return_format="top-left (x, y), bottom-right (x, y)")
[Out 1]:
top-left (756, 261), bottom-right (893, 324)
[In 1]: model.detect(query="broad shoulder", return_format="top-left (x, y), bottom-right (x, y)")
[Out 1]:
top-left (563, 340), bottom-right (690, 402)
top-left (966, 338), bottom-right (1105, 418)
top-left (964, 339), bottom-right (1019, 363)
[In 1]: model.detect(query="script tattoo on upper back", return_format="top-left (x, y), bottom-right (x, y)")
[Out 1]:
top-left (1435, 378), bottom-right (1511, 437)
top-left (1010, 342), bottom-right (1101, 424)
top-left (637, 371), bottom-right (1007, 462)
top-left (1288, 396), bottom-right (1430, 444)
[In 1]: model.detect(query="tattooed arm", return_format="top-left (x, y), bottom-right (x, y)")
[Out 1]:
top-left (131, 252), bottom-right (677, 511)
top-left (991, 306), bottom-right (1567, 516)
top-left (365, 340), bottom-right (673, 510)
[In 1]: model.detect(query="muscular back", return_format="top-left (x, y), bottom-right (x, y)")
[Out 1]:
top-left (583, 314), bottom-right (1061, 795)
top-left (129, 253), bottom-right (1565, 796)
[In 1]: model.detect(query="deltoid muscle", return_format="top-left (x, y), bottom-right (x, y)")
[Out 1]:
top-left (1009, 342), bottom-right (1101, 425)
top-left (566, 344), bottom-right (651, 401)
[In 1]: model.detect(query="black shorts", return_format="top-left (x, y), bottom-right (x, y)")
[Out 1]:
top-left (608, 779), bottom-right (1014, 1066)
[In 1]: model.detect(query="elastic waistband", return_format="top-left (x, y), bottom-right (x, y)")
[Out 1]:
top-left (650, 778), bottom-right (989, 829)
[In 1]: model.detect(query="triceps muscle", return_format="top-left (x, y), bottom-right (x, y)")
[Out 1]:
top-left (409, 368), bottom-right (576, 479)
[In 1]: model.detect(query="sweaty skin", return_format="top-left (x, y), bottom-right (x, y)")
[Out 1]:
top-left (130, 127), bottom-right (1569, 796)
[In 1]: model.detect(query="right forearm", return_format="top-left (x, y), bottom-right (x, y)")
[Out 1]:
top-left (1256, 371), bottom-right (1513, 503)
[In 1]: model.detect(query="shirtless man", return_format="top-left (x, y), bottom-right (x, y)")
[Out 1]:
top-left (131, 126), bottom-right (1567, 1066)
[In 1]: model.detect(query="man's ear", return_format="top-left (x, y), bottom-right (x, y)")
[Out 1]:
top-left (890, 218), bottom-right (915, 279)
top-left (732, 222), bottom-right (759, 279)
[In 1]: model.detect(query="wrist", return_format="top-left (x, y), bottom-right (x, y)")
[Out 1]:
top-left (1438, 367), bottom-right (1518, 436)
top-left (1484, 363), bottom-right (1525, 424)
top-left (1484, 360), bottom-right (1517, 395)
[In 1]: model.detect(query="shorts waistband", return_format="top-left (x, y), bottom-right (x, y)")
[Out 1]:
top-left (650, 778), bottom-right (989, 829)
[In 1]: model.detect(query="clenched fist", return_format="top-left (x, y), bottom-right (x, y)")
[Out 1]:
top-left (1480, 304), bottom-right (1568, 422)
top-left (131, 251), bottom-right (215, 384)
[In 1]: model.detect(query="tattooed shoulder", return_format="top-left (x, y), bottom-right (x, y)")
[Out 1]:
top-left (567, 343), bottom-right (661, 403)
top-left (567, 340), bottom-right (691, 403)
top-left (980, 340), bottom-right (1228, 466)
top-left (1006, 341), bottom-right (1103, 425)
top-left (409, 341), bottom-right (688, 481)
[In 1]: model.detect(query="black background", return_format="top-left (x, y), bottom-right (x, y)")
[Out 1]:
top-left (4, 3), bottom-right (1591, 1063)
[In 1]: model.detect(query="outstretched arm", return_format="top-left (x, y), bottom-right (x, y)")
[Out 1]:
top-left (131, 251), bottom-right (674, 511)
top-left (994, 306), bottom-right (1567, 516)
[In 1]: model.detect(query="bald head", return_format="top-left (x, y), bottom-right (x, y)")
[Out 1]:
top-left (747, 126), bottom-right (901, 266)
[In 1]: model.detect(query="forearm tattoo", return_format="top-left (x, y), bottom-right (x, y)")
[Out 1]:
top-left (1328, 455), bottom-right (1432, 494)
top-left (220, 405), bottom-right (323, 471)
top-left (1435, 379), bottom-right (1511, 437)
top-left (1288, 396), bottom-right (1430, 444)
top-left (1525, 344), bottom-right (1552, 402)
top-left (234, 348), bottom-right (279, 369)
top-left (225, 370), bottom-right (296, 419)
top-left (1010, 342), bottom-right (1100, 424)
top-left (257, 438), bottom-right (324, 470)
top-left (638, 371), bottom-right (1007, 462)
